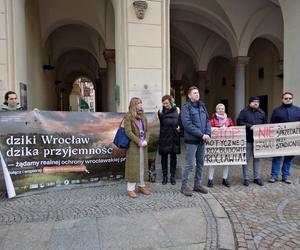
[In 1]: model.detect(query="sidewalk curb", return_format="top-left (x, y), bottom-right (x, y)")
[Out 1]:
top-left (204, 194), bottom-right (236, 250)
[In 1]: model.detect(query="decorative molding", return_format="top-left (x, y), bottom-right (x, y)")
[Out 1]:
top-left (133, 1), bottom-right (148, 20)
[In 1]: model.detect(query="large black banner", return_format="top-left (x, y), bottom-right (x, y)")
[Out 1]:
top-left (0, 111), bottom-right (159, 198)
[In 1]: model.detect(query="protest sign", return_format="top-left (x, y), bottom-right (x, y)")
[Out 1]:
top-left (253, 121), bottom-right (300, 158)
top-left (204, 126), bottom-right (246, 166)
top-left (0, 111), bottom-right (159, 197)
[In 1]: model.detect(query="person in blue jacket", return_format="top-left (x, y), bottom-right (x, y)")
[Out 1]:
top-left (269, 92), bottom-right (300, 184)
top-left (237, 96), bottom-right (267, 186)
top-left (180, 86), bottom-right (211, 196)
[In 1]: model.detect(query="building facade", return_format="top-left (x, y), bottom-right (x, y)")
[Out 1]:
top-left (0, 0), bottom-right (300, 117)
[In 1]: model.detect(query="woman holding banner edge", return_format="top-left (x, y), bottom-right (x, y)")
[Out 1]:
top-left (124, 97), bottom-right (150, 198)
top-left (207, 103), bottom-right (234, 188)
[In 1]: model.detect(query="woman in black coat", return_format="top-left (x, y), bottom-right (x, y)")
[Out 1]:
top-left (158, 95), bottom-right (181, 185)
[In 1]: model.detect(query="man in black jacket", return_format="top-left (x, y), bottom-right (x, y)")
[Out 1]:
top-left (237, 96), bottom-right (267, 186)
top-left (269, 92), bottom-right (300, 184)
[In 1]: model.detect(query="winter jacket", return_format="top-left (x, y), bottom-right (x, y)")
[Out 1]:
top-left (181, 100), bottom-right (211, 144)
top-left (158, 107), bottom-right (180, 154)
top-left (210, 113), bottom-right (234, 127)
top-left (270, 104), bottom-right (300, 123)
top-left (1, 103), bottom-right (23, 111)
top-left (237, 106), bottom-right (267, 142)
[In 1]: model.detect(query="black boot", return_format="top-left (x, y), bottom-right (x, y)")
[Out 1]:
top-left (162, 176), bottom-right (168, 185)
top-left (170, 176), bottom-right (176, 185)
top-left (170, 154), bottom-right (177, 185)
top-left (161, 154), bottom-right (168, 185)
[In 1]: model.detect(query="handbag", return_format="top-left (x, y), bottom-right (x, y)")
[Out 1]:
top-left (113, 118), bottom-right (130, 149)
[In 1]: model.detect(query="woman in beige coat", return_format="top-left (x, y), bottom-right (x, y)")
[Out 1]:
top-left (124, 97), bottom-right (150, 198)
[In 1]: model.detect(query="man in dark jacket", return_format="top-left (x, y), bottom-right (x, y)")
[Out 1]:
top-left (237, 96), bottom-right (267, 186)
top-left (269, 92), bottom-right (300, 184)
top-left (181, 86), bottom-right (211, 196)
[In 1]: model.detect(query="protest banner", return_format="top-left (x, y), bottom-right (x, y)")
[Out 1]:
top-left (0, 111), bottom-right (159, 198)
top-left (253, 121), bottom-right (300, 158)
top-left (204, 126), bottom-right (246, 166)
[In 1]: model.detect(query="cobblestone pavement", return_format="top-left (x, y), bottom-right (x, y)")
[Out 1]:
top-left (0, 159), bottom-right (299, 249)
top-left (0, 182), bottom-right (221, 249)
top-left (205, 159), bottom-right (300, 250)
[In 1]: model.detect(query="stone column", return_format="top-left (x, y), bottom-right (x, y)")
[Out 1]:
top-left (196, 71), bottom-right (207, 102)
top-left (234, 57), bottom-right (249, 118)
top-left (103, 49), bottom-right (116, 112)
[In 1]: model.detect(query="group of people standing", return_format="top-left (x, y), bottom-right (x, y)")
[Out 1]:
top-left (123, 87), bottom-right (300, 198)
top-left (2, 89), bottom-right (299, 199)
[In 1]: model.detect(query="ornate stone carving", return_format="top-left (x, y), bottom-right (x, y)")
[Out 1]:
top-left (133, 1), bottom-right (148, 20)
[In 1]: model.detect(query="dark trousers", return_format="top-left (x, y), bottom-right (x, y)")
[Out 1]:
top-left (161, 153), bottom-right (177, 177)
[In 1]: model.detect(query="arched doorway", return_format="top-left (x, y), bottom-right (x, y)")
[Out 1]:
top-left (170, 0), bottom-right (283, 117)
top-left (247, 38), bottom-right (283, 118)
top-left (20, 0), bottom-right (116, 111)
top-left (69, 77), bottom-right (95, 112)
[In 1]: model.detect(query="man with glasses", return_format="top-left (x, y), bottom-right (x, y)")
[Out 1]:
top-left (269, 92), bottom-right (300, 184)
top-left (1, 91), bottom-right (23, 111)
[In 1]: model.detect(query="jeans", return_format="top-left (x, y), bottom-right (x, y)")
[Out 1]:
top-left (243, 142), bottom-right (261, 180)
top-left (271, 156), bottom-right (294, 180)
top-left (182, 142), bottom-right (205, 188)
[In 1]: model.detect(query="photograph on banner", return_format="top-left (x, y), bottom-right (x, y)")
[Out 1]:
top-left (253, 121), bottom-right (300, 158)
top-left (0, 111), bottom-right (159, 197)
top-left (204, 126), bottom-right (246, 166)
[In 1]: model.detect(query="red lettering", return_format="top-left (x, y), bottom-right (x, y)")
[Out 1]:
top-left (258, 126), bottom-right (275, 138)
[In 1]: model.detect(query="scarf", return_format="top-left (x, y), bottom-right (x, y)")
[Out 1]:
top-left (135, 108), bottom-right (144, 120)
top-left (216, 113), bottom-right (227, 126)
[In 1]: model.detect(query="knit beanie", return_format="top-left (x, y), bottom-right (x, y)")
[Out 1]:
top-left (249, 96), bottom-right (260, 103)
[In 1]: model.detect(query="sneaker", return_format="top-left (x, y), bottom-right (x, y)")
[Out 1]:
top-left (282, 179), bottom-right (292, 184)
top-left (207, 179), bottom-right (214, 188)
top-left (268, 178), bottom-right (277, 183)
top-left (181, 186), bottom-right (193, 196)
top-left (243, 179), bottom-right (249, 186)
top-left (138, 186), bottom-right (151, 195)
top-left (222, 178), bottom-right (230, 187)
top-left (193, 185), bottom-right (208, 194)
top-left (127, 191), bottom-right (137, 198)
top-left (254, 178), bottom-right (264, 186)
